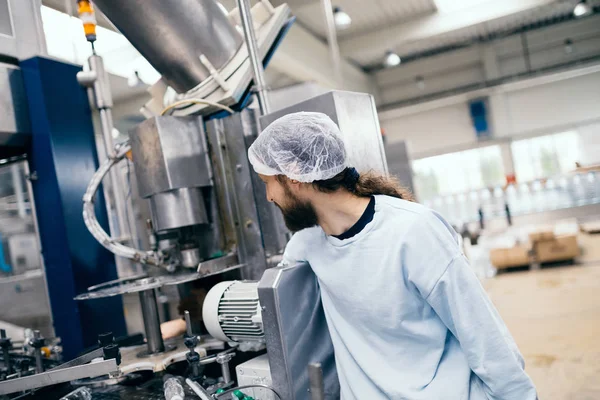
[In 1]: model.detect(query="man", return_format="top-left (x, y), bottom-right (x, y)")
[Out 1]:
top-left (247, 112), bottom-right (537, 399)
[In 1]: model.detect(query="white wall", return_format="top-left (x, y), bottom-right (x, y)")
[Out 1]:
top-left (501, 71), bottom-right (600, 136)
top-left (376, 14), bottom-right (600, 108)
top-left (578, 122), bottom-right (600, 166)
top-left (380, 70), bottom-right (600, 160)
top-left (381, 103), bottom-right (476, 156)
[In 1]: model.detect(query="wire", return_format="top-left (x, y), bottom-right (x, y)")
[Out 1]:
top-left (160, 98), bottom-right (234, 116)
top-left (213, 384), bottom-right (283, 400)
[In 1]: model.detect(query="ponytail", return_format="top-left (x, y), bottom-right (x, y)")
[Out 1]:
top-left (312, 167), bottom-right (414, 201)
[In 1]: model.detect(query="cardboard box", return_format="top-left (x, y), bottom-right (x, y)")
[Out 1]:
top-left (490, 246), bottom-right (531, 269)
top-left (535, 235), bottom-right (579, 263)
top-left (529, 230), bottom-right (555, 243)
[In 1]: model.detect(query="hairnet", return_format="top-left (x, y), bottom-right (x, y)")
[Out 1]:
top-left (248, 112), bottom-right (347, 183)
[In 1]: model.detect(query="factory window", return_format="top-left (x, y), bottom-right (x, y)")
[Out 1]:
top-left (511, 131), bottom-right (581, 182)
top-left (40, 6), bottom-right (160, 85)
top-left (412, 145), bottom-right (505, 201)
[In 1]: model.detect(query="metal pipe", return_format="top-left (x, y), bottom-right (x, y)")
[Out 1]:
top-left (94, 58), bottom-right (135, 243)
top-left (184, 310), bottom-right (193, 337)
top-left (92, 0), bottom-right (243, 93)
top-left (79, 55), bottom-right (141, 275)
top-left (236, 0), bottom-right (271, 114)
top-left (321, 0), bottom-right (342, 85)
top-left (308, 363), bottom-right (325, 400)
top-left (10, 164), bottom-right (26, 219)
top-left (138, 289), bottom-right (165, 354)
top-left (98, 108), bottom-right (133, 253)
top-left (221, 361), bottom-right (231, 384)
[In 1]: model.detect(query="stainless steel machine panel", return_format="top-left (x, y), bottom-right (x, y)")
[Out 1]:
top-left (0, 65), bottom-right (31, 137)
top-left (385, 141), bottom-right (415, 194)
top-left (236, 354), bottom-right (275, 400)
top-left (0, 0), bottom-right (12, 37)
top-left (129, 116), bottom-right (211, 198)
top-left (260, 90), bottom-right (389, 176)
top-left (0, 0), bottom-right (46, 61)
top-left (205, 109), bottom-right (273, 279)
top-left (0, 270), bottom-right (52, 336)
top-left (148, 187), bottom-right (208, 232)
top-left (258, 263), bottom-right (340, 400)
top-left (92, 0), bottom-right (243, 93)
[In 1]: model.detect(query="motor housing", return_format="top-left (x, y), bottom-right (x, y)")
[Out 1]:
top-left (202, 281), bottom-right (265, 347)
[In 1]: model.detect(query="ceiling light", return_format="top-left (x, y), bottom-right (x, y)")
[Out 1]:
top-left (384, 51), bottom-right (401, 67)
top-left (573, 1), bottom-right (592, 17)
top-left (333, 7), bottom-right (352, 30)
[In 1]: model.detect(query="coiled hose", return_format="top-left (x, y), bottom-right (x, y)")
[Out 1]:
top-left (82, 142), bottom-right (163, 266)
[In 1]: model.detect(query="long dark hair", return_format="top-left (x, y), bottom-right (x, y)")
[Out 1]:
top-left (312, 167), bottom-right (414, 201)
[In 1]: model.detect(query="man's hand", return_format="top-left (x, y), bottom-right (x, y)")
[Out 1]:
top-left (160, 318), bottom-right (187, 340)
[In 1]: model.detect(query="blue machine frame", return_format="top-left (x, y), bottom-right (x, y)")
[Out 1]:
top-left (20, 57), bottom-right (126, 360)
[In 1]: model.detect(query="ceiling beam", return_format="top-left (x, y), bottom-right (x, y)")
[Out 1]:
top-left (339, 0), bottom-right (558, 64)
top-left (265, 24), bottom-right (380, 98)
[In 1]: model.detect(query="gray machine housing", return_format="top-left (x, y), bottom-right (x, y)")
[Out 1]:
top-left (260, 90), bottom-right (388, 176)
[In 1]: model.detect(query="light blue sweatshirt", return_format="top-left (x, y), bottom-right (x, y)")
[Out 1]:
top-left (281, 195), bottom-right (537, 399)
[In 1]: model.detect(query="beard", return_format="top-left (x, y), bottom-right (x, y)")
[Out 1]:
top-left (275, 186), bottom-right (318, 233)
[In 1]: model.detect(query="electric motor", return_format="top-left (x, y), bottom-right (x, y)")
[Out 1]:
top-left (202, 281), bottom-right (265, 348)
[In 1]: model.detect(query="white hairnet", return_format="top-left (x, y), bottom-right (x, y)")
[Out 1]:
top-left (248, 112), bottom-right (347, 183)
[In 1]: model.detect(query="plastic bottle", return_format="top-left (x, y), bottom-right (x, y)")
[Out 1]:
top-left (164, 376), bottom-right (185, 400)
top-left (59, 387), bottom-right (92, 400)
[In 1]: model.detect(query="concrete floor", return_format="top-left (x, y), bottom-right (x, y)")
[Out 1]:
top-left (484, 258), bottom-right (600, 399)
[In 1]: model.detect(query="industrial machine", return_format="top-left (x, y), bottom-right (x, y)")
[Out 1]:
top-left (0, 0), bottom-right (388, 398)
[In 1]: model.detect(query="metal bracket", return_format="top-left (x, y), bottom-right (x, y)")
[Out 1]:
top-left (199, 54), bottom-right (230, 92)
top-left (0, 358), bottom-right (118, 395)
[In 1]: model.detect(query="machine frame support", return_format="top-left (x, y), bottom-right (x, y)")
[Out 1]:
top-left (20, 57), bottom-right (126, 359)
top-left (138, 289), bottom-right (166, 355)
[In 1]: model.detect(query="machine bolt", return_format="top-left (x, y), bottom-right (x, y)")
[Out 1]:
top-left (98, 332), bottom-right (114, 347)
top-left (236, 164), bottom-right (243, 172)
top-left (103, 343), bottom-right (121, 366)
top-left (31, 330), bottom-right (45, 374)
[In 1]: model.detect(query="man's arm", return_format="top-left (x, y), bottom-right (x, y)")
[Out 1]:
top-left (425, 255), bottom-right (537, 399)
top-left (404, 210), bottom-right (537, 400)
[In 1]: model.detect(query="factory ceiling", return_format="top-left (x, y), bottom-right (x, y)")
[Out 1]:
top-left (41, 0), bottom-right (600, 94)
top-left (42, 0), bottom-right (599, 70)
top-left (229, 0), bottom-right (599, 70)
